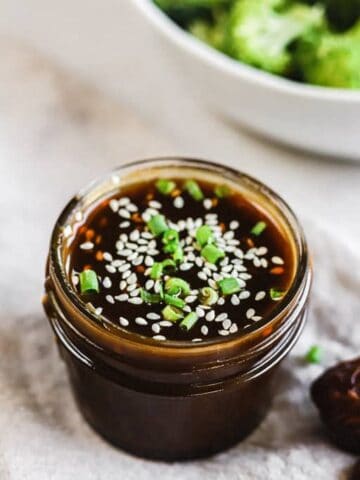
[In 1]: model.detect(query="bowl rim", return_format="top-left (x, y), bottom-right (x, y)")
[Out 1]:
top-left (131, 0), bottom-right (360, 103)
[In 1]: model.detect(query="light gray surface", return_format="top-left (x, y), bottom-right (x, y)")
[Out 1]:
top-left (0, 1), bottom-right (360, 243)
top-left (0, 41), bottom-right (359, 480)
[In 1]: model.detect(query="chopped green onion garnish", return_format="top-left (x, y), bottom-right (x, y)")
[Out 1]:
top-left (305, 345), bottom-right (323, 364)
top-left (162, 305), bottom-right (184, 322)
top-left (163, 241), bottom-right (178, 254)
top-left (214, 184), bottom-right (231, 198)
top-left (199, 287), bottom-right (218, 306)
top-left (148, 214), bottom-right (168, 237)
top-left (251, 221), bottom-right (267, 236)
top-left (163, 229), bottom-right (179, 245)
top-left (270, 288), bottom-right (285, 301)
top-left (184, 180), bottom-right (204, 201)
top-left (79, 269), bottom-right (99, 294)
top-left (164, 293), bottom-right (186, 309)
top-left (218, 277), bottom-right (241, 296)
top-left (155, 178), bottom-right (176, 196)
top-left (162, 259), bottom-right (177, 273)
top-left (141, 289), bottom-right (161, 304)
top-left (201, 244), bottom-right (225, 264)
top-left (165, 277), bottom-right (191, 297)
top-left (180, 312), bottom-right (199, 331)
top-left (150, 262), bottom-right (163, 280)
top-left (172, 245), bottom-right (184, 263)
top-left (196, 225), bottom-right (213, 247)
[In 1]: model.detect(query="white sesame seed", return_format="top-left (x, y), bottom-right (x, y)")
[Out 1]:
top-left (119, 208), bottom-right (131, 219)
top-left (230, 221), bottom-right (239, 230)
top-left (174, 196), bottom-right (184, 209)
top-left (103, 252), bottom-right (113, 262)
top-left (246, 308), bottom-right (255, 319)
top-left (135, 317), bottom-right (148, 326)
top-left (253, 257), bottom-right (262, 268)
top-left (183, 305), bottom-right (191, 313)
top-left (206, 310), bottom-right (215, 321)
top-left (127, 273), bottom-right (137, 285)
top-left (126, 203), bottom-right (138, 212)
top-left (152, 323), bottom-right (161, 334)
top-left (122, 270), bottom-right (131, 280)
top-left (109, 199), bottom-right (119, 212)
top-left (119, 280), bottom-right (127, 290)
top-left (127, 284), bottom-right (138, 292)
top-left (159, 321), bottom-right (173, 327)
top-left (132, 256), bottom-right (143, 266)
top-left (180, 263), bottom-right (193, 271)
top-left (257, 246), bottom-right (268, 256)
top-left (94, 307), bottom-right (103, 316)
top-left (106, 295), bottom-right (115, 304)
top-left (224, 231), bottom-right (234, 240)
top-left (222, 319), bottom-right (232, 330)
top-left (231, 295), bottom-right (240, 306)
top-left (105, 265), bottom-right (116, 274)
top-left (229, 324), bottom-right (238, 334)
top-left (198, 271), bottom-right (207, 281)
top-left (239, 291), bottom-right (250, 300)
top-left (147, 312), bottom-right (160, 320)
top-left (128, 297), bottom-right (143, 305)
top-left (119, 317), bottom-right (129, 327)
top-left (142, 231), bottom-right (153, 239)
top-left (118, 249), bottom-right (132, 257)
top-left (203, 199), bottom-right (212, 210)
top-left (119, 221), bottom-right (130, 228)
top-left (260, 258), bottom-right (268, 268)
top-left (218, 297), bottom-right (225, 305)
top-left (203, 267), bottom-right (212, 277)
top-left (115, 293), bottom-right (129, 302)
top-left (201, 325), bottom-right (209, 336)
top-left (80, 241), bottom-right (94, 250)
top-left (255, 291), bottom-right (266, 301)
top-left (185, 295), bottom-right (197, 304)
top-left (208, 279), bottom-right (218, 289)
top-left (148, 249), bottom-right (159, 256)
top-left (130, 230), bottom-right (140, 242)
top-left (145, 280), bottom-right (155, 290)
top-left (118, 197), bottom-right (130, 206)
top-left (149, 200), bottom-right (162, 209)
top-left (154, 281), bottom-right (162, 293)
top-left (215, 313), bottom-right (228, 322)
top-left (192, 338), bottom-right (203, 343)
top-left (130, 288), bottom-right (140, 297)
top-left (103, 277), bottom-right (112, 289)
top-left (252, 316), bottom-right (263, 321)
top-left (218, 330), bottom-right (229, 336)
top-left (153, 335), bottom-right (166, 341)
top-left (272, 256), bottom-right (284, 265)
top-left (196, 306), bottom-right (205, 318)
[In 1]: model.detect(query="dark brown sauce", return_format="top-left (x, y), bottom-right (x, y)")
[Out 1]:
top-left (69, 178), bottom-right (294, 342)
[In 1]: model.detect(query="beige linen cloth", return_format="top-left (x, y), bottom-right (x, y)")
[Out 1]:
top-left (0, 41), bottom-right (359, 480)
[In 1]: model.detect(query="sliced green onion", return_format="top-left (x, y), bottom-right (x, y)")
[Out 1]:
top-left (214, 184), bottom-right (231, 198)
top-left (150, 262), bottom-right (163, 280)
top-left (196, 225), bottom-right (213, 247)
top-left (201, 244), bottom-right (225, 264)
top-left (162, 305), bottom-right (184, 322)
top-left (148, 214), bottom-right (168, 237)
top-left (165, 277), bottom-right (191, 297)
top-left (172, 245), bottom-right (184, 263)
top-left (163, 241), bottom-right (178, 254)
top-left (270, 288), bottom-right (285, 301)
top-left (163, 229), bottom-right (179, 245)
top-left (251, 221), bottom-right (267, 236)
top-left (305, 345), bottom-right (323, 364)
top-left (79, 269), bottom-right (99, 294)
top-left (141, 289), bottom-right (161, 304)
top-left (162, 259), bottom-right (177, 273)
top-left (199, 287), bottom-right (219, 306)
top-left (184, 179), bottom-right (204, 201)
top-left (180, 312), bottom-right (199, 331)
top-left (155, 178), bottom-right (176, 196)
top-left (218, 277), bottom-right (241, 296)
top-left (164, 293), bottom-right (186, 309)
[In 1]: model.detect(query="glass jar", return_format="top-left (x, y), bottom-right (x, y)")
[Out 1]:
top-left (43, 158), bottom-right (312, 461)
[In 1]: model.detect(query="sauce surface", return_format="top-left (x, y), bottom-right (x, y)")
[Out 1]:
top-left (69, 178), bottom-right (294, 342)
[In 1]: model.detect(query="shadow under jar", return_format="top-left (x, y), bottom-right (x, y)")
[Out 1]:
top-left (43, 158), bottom-right (312, 461)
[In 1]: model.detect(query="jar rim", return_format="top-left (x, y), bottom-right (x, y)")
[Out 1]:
top-left (48, 157), bottom-right (311, 357)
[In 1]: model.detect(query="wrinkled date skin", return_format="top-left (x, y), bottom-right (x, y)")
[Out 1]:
top-left (311, 357), bottom-right (360, 454)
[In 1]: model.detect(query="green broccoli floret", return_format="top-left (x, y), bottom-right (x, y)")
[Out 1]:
top-left (188, 10), bottom-right (229, 50)
top-left (224, 0), bottom-right (325, 75)
top-left (295, 21), bottom-right (360, 88)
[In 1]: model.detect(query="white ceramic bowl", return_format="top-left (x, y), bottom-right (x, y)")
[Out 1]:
top-left (131, 0), bottom-right (360, 160)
